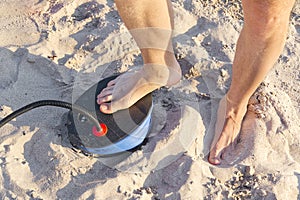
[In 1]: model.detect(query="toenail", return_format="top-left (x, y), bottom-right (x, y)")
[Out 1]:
top-left (208, 157), bottom-right (221, 165)
top-left (100, 105), bottom-right (107, 110)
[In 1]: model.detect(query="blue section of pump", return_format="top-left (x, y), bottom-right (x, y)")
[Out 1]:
top-left (86, 105), bottom-right (153, 155)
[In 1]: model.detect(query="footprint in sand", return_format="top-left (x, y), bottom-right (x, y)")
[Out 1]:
top-left (0, 0), bottom-right (40, 46)
top-left (216, 84), bottom-right (300, 169)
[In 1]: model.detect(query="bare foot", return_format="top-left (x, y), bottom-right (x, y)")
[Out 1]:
top-left (97, 62), bottom-right (181, 114)
top-left (208, 95), bottom-right (248, 165)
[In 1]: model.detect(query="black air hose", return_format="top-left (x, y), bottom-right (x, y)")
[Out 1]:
top-left (0, 100), bottom-right (101, 131)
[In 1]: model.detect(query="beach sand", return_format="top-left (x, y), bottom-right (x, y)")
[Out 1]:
top-left (0, 0), bottom-right (299, 199)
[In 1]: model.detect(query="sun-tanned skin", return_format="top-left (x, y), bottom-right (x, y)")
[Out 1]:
top-left (208, 0), bottom-right (295, 165)
top-left (97, 0), bottom-right (295, 165)
top-left (97, 0), bottom-right (181, 113)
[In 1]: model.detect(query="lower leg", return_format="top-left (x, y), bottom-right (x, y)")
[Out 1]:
top-left (209, 0), bottom-right (295, 165)
top-left (97, 0), bottom-right (181, 114)
top-left (116, 0), bottom-right (175, 64)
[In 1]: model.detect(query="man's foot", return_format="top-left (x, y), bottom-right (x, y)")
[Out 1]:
top-left (208, 95), bottom-right (248, 165)
top-left (97, 62), bottom-right (181, 114)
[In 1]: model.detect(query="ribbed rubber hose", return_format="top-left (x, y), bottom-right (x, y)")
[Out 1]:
top-left (0, 100), bottom-right (101, 131)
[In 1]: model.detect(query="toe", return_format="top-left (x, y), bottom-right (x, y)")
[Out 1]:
top-left (208, 133), bottom-right (230, 165)
top-left (97, 86), bottom-right (114, 98)
top-left (208, 147), bottom-right (222, 165)
top-left (97, 95), bottom-right (113, 104)
top-left (99, 103), bottom-right (113, 114)
top-left (97, 88), bottom-right (113, 99)
top-left (107, 78), bottom-right (118, 87)
top-left (208, 156), bottom-right (221, 165)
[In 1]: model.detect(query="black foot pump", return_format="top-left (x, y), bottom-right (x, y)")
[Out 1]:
top-left (0, 76), bottom-right (153, 157)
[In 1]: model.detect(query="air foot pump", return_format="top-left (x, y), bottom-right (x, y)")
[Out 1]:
top-left (0, 76), bottom-right (153, 157)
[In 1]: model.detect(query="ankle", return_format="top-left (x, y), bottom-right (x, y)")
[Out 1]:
top-left (141, 49), bottom-right (178, 67)
top-left (141, 63), bottom-right (181, 86)
top-left (226, 91), bottom-right (251, 108)
top-left (225, 95), bottom-right (248, 122)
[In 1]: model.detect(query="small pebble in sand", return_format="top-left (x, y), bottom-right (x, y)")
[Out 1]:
top-left (78, 167), bottom-right (86, 174)
top-left (254, 105), bottom-right (265, 114)
top-left (258, 95), bottom-right (268, 104)
top-left (150, 186), bottom-right (158, 194)
top-left (133, 188), bottom-right (143, 195)
top-left (48, 50), bottom-right (57, 60)
top-left (9, 191), bottom-right (17, 199)
top-left (70, 170), bottom-right (78, 177)
top-left (248, 101), bottom-right (267, 119)
top-left (117, 185), bottom-right (122, 193)
top-left (220, 69), bottom-right (227, 77)
top-left (27, 56), bottom-right (36, 63)
top-left (245, 166), bottom-right (255, 176)
top-left (269, 174), bottom-right (280, 183)
top-left (205, 41), bottom-right (211, 46)
top-left (255, 174), bottom-right (262, 181)
top-left (175, 53), bottom-right (184, 60)
top-left (257, 188), bottom-right (268, 196)
top-left (253, 182), bottom-right (259, 189)
top-left (145, 187), bottom-right (151, 194)
top-left (28, 190), bottom-right (40, 199)
top-left (257, 113), bottom-right (266, 119)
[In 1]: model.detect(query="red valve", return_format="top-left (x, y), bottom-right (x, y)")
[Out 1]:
top-left (92, 123), bottom-right (108, 137)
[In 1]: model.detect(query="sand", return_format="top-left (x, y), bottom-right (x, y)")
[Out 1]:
top-left (0, 0), bottom-right (299, 199)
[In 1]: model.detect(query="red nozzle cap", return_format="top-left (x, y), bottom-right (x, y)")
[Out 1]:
top-left (92, 123), bottom-right (108, 137)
